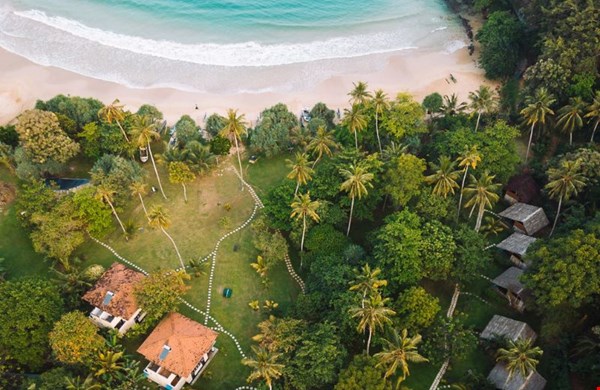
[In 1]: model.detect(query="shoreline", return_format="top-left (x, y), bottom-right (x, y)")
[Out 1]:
top-left (0, 34), bottom-right (492, 126)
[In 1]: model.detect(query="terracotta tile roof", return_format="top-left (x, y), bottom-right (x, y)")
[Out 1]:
top-left (137, 313), bottom-right (219, 378)
top-left (82, 263), bottom-right (145, 320)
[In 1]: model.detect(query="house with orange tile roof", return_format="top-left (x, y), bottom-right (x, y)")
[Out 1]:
top-left (138, 312), bottom-right (219, 390)
top-left (82, 263), bottom-right (146, 334)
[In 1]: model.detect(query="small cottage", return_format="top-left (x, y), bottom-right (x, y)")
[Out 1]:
top-left (498, 203), bottom-right (549, 236)
top-left (496, 232), bottom-right (537, 268)
top-left (487, 363), bottom-right (547, 390)
top-left (480, 315), bottom-right (537, 343)
top-left (82, 263), bottom-right (146, 334)
top-left (492, 267), bottom-right (528, 312)
top-left (504, 174), bottom-right (540, 205)
top-left (138, 313), bottom-right (218, 390)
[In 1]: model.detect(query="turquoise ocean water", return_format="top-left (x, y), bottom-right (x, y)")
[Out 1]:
top-left (0, 0), bottom-right (467, 92)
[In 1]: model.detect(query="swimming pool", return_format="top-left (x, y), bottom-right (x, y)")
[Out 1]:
top-left (46, 178), bottom-right (90, 191)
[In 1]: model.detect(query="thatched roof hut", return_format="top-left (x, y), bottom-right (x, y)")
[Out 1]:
top-left (487, 363), bottom-right (547, 390)
top-left (496, 232), bottom-right (537, 260)
top-left (480, 315), bottom-right (537, 343)
top-left (498, 203), bottom-right (549, 236)
top-left (492, 267), bottom-right (529, 311)
top-left (504, 174), bottom-right (540, 205)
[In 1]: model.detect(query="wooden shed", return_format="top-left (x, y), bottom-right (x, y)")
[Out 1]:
top-left (504, 174), bottom-right (540, 205)
top-left (496, 233), bottom-right (537, 268)
top-left (498, 203), bottom-right (549, 236)
top-left (487, 363), bottom-right (547, 390)
top-left (492, 267), bottom-right (528, 312)
top-left (480, 315), bottom-right (537, 343)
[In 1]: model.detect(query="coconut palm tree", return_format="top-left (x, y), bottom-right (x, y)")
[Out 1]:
top-left (348, 81), bottom-right (372, 105)
top-left (98, 99), bottom-right (129, 142)
top-left (147, 205), bottom-right (186, 272)
top-left (372, 89), bottom-right (390, 153)
top-left (520, 87), bottom-right (556, 163)
top-left (286, 152), bottom-right (314, 195)
top-left (308, 125), bottom-right (337, 166)
top-left (468, 85), bottom-right (496, 132)
top-left (463, 171), bottom-right (500, 232)
top-left (93, 350), bottom-right (124, 378)
top-left (441, 93), bottom-right (467, 117)
top-left (456, 145), bottom-right (482, 218)
top-left (340, 164), bottom-right (374, 236)
top-left (250, 255), bottom-right (269, 279)
top-left (496, 339), bottom-right (543, 379)
top-left (557, 97), bottom-right (586, 145)
top-left (349, 264), bottom-right (387, 308)
top-left (130, 181), bottom-right (148, 217)
top-left (585, 90), bottom-right (600, 143)
top-left (545, 159), bottom-right (586, 236)
top-left (95, 185), bottom-right (127, 238)
top-left (131, 114), bottom-right (167, 199)
top-left (375, 328), bottom-right (428, 389)
top-left (425, 155), bottom-right (460, 198)
top-left (343, 104), bottom-right (368, 151)
top-left (290, 192), bottom-right (320, 253)
top-left (220, 108), bottom-right (248, 190)
top-left (242, 345), bottom-right (284, 390)
top-left (349, 292), bottom-right (395, 355)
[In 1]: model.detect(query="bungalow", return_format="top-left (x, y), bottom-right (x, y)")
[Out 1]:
top-left (138, 312), bottom-right (218, 390)
top-left (82, 263), bottom-right (146, 334)
top-left (504, 173), bottom-right (540, 205)
top-left (480, 315), bottom-right (537, 343)
top-left (496, 232), bottom-right (537, 268)
top-left (492, 267), bottom-right (529, 312)
top-left (498, 203), bottom-right (549, 236)
top-left (487, 363), bottom-right (547, 390)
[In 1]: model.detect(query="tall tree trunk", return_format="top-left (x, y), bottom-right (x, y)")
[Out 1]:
top-left (375, 112), bottom-right (383, 153)
top-left (550, 196), bottom-right (562, 237)
top-left (300, 215), bottom-right (306, 252)
top-left (294, 181), bottom-right (300, 196)
top-left (366, 326), bottom-right (373, 356)
top-left (354, 130), bottom-right (359, 151)
top-left (182, 183), bottom-right (188, 203)
top-left (312, 155), bottom-right (321, 168)
top-left (570, 131), bottom-right (573, 146)
top-left (148, 142), bottom-right (167, 199)
top-left (115, 119), bottom-right (130, 143)
top-left (475, 111), bottom-right (481, 132)
top-left (525, 123), bottom-right (535, 163)
top-left (233, 136), bottom-right (245, 191)
top-left (137, 194), bottom-right (148, 217)
top-left (475, 204), bottom-right (485, 232)
top-left (161, 227), bottom-right (186, 272)
top-left (346, 195), bottom-right (355, 236)
top-left (108, 200), bottom-right (128, 238)
top-left (457, 166), bottom-right (469, 220)
top-left (591, 120), bottom-right (599, 143)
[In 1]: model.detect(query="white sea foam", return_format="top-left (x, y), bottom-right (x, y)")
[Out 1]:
top-left (444, 39), bottom-right (468, 54)
top-left (9, 9), bottom-right (418, 67)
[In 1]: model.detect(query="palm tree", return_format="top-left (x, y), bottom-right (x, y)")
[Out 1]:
top-left (348, 81), bottom-right (372, 105)
top-left (242, 345), bottom-right (284, 390)
top-left (290, 192), bottom-right (320, 253)
top-left (131, 114), bottom-right (167, 199)
top-left (340, 164), bottom-right (374, 236)
top-left (545, 159), bottom-right (586, 236)
top-left (308, 125), bottom-right (337, 166)
top-left (496, 339), bottom-right (543, 379)
top-left (557, 97), bottom-right (586, 145)
top-left (463, 171), bottom-right (500, 232)
top-left (585, 90), bottom-right (600, 143)
top-left (343, 104), bottom-right (368, 151)
top-left (286, 152), bottom-right (314, 195)
top-left (520, 87), bottom-right (556, 163)
top-left (220, 108), bottom-right (248, 190)
top-left (93, 350), bottom-right (124, 378)
top-left (147, 205), bottom-right (186, 272)
top-left (441, 93), bottom-right (467, 117)
top-left (98, 99), bottom-right (129, 142)
top-left (425, 155), bottom-right (460, 198)
top-left (250, 255), bottom-right (269, 279)
top-left (375, 328), bottom-right (428, 389)
top-left (468, 85), bottom-right (496, 132)
top-left (95, 185), bottom-right (127, 238)
top-left (349, 293), bottom-right (395, 355)
top-left (349, 264), bottom-right (387, 308)
top-left (372, 89), bottom-right (390, 153)
top-left (456, 145), bottom-right (481, 218)
top-left (130, 181), bottom-right (148, 217)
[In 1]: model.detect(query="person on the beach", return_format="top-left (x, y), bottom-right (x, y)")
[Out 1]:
top-left (195, 104), bottom-right (198, 110)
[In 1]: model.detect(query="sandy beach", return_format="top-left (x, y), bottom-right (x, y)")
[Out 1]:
top-left (0, 40), bottom-right (492, 126)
